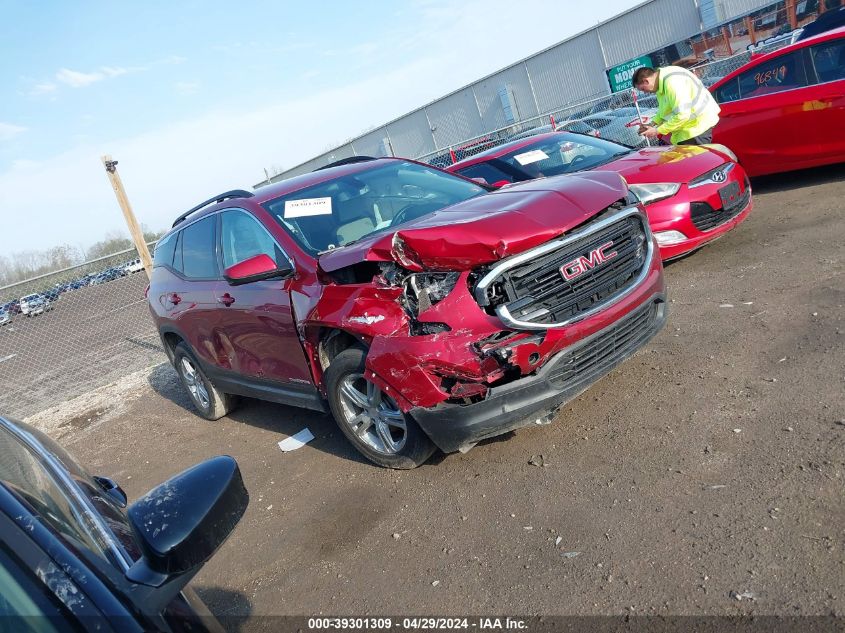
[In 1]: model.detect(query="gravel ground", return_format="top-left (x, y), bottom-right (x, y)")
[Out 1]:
top-left (21, 164), bottom-right (845, 629)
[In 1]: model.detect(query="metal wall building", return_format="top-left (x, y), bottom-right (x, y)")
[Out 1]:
top-left (260, 0), bottom-right (762, 184)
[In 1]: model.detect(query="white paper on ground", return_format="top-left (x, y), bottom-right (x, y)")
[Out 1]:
top-left (284, 197), bottom-right (332, 218)
top-left (278, 427), bottom-right (315, 451)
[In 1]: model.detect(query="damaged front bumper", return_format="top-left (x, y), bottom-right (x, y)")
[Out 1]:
top-left (410, 294), bottom-right (667, 453)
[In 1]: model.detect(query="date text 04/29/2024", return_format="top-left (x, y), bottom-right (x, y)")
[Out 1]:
top-left (306, 617), bottom-right (528, 630)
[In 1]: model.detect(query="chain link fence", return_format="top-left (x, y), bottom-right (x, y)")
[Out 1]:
top-left (414, 39), bottom-right (792, 167)
top-left (0, 244), bottom-right (166, 419)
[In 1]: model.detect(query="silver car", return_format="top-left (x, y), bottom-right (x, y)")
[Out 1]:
top-left (19, 293), bottom-right (51, 317)
top-left (580, 107), bottom-right (658, 147)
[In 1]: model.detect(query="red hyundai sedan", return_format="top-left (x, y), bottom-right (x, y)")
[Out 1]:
top-left (446, 132), bottom-right (752, 260)
top-left (709, 26), bottom-right (845, 177)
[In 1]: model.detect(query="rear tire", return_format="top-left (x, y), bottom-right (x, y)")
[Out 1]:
top-left (173, 342), bottom-right (237, 420)
top-left (325, 347), bottom-right (436, 469)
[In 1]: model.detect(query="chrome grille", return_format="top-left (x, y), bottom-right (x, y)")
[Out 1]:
top-left (474, 207), bottom-right (652, 330)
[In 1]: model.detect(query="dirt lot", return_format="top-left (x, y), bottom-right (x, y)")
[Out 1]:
top-left (22, 164), bottom-right (845, 628)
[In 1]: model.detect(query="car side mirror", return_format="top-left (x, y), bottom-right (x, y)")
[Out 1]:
top-left (224, 253), bottom-right (293, 285)
top-left (125, 456), bottom-right (248, 592)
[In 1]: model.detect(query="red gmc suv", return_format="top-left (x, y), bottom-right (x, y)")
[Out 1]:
top-left (147, 158), bottom-right (667, 468)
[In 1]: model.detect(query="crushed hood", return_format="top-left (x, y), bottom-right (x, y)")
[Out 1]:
top-left (318, 171), bottom-right (628, 272)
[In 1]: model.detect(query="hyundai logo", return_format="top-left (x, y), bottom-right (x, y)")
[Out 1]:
top-left (711, 170), bottom-right (727, 183)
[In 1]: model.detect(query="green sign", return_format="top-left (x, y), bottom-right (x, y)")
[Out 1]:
top-left (607, 55), bottom-right (653, 93)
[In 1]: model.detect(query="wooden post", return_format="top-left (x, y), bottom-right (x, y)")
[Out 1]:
top-left (785, 0), bottom-right (797, 30)
top-left (101, 155), bottom-right (153, 279)
top-left (745, 16), bottom-right (757, 45)
top-left (721, 26), bottom-right (734, 55)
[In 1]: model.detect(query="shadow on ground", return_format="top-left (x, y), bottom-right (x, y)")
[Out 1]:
top-left (147, 362), bottom-right (371, 466)
top-left (750, 162), bottom-right (845, 194)
top-left (194, 586), bottom-right (252, 632)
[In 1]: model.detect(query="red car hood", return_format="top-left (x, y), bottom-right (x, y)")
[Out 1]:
top-left (592, 145), bottom-right (728, 184)
top-left (319, 171), bottom-right (628, 272)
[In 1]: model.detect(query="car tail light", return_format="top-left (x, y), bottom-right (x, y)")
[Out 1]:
top-left (144, 284), bottom-right (150, 298)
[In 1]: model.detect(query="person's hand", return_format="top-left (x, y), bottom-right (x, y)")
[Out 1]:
top-left (640, 126), bottom-right (660, 139)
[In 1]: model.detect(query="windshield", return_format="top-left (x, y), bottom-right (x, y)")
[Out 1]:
top-left (456, 134), bottom-right (633, 185)
top-left (262, 160), bottom-right (487, 255)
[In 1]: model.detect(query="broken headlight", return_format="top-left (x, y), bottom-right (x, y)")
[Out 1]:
top-left (402, 272), bottom-right (460, 317)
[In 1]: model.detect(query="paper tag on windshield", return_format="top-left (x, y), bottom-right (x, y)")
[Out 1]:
top-left (513, 149), bottom-right (549, 166)
top-left (284, 197), bottom-right (332, 218)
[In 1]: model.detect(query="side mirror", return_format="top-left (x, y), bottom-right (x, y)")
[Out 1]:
top-left (224, 253), bottom-right (293, 285)
top-left (126, 456), bottom-right (248, 591)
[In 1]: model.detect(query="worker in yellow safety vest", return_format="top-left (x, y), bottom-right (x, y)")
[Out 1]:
top-left (632, 65), bottom-right (721, 146)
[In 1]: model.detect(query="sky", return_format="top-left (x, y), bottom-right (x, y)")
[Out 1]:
top-left (0, 0), bottom-right (644, 256)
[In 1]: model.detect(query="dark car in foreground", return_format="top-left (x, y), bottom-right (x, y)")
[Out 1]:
top-left (0, 414), bottom-right (248, 631)
top-left (447, 132), bottom-right (752, 261)
top-left (710, 26), bottom-right (845, 176)
top-left (148, 157), bottom-right (667, 468)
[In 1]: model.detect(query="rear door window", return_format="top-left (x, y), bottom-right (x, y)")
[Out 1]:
top-left (736, 50), bottom-right (808, 99)
top-left (180, 216), bottom-right (218, 279)
top-left (810, 38), bottom-right (845, 83)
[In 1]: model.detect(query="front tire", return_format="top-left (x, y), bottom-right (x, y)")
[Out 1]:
top-left (325, 347), bottom-right (436, 469)
top-left (173, 342), bottom-right (237, 420)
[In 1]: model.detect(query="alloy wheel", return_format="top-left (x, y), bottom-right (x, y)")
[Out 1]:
top-left (180, 357), bottom-right (210, 410)
top-left (338, 373), bottom-right (407, 454)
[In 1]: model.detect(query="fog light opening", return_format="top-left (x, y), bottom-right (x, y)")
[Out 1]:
top-left (654, 230), bottom-right (688, 246)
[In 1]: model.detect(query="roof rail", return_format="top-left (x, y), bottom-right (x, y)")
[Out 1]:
top-left (313, 156), bottom-right (378, 171)
top-left (171, 190), bottom-right (255, 227)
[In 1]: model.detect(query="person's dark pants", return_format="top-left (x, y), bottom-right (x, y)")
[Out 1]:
top-left (677, 127), bottom-right (714, 146)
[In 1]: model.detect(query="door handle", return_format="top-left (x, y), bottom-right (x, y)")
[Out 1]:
top-left (218, 293), bottom-right (235, 307)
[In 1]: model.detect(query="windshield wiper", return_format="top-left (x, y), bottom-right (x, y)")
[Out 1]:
top-left (317, 233), bottom-right (372, 256)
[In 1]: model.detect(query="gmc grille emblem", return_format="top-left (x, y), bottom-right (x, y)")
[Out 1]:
top-left (711, 170), bottom-right (727, 183)
top-left (560, 241), bottom-right (618, 281)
